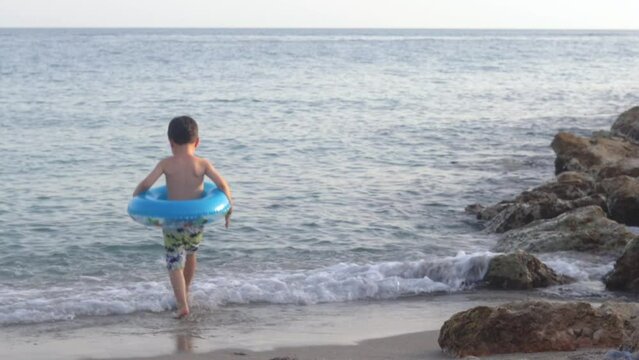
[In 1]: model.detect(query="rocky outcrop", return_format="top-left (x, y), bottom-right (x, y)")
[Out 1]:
top-left (536, 171), bottom-right (597, 199)
top-left (484, 193), bottom-right (606, 233)
top-left (612, 106), bottom-right (639, 143)
top-left (605, 238), bottom-right (639, 292)
top-left (469, 170), bottom-right (639, 231)
top-left (551, 132), bottom-right (639, 179)
top-left (599, 176), bottom-right (639, 227)
top-left (466, 171), bottom-right (603, 232)
top-left (465, 202), bottom-right (510, 221)
top-left (438, 301), bottom-right (638, 357)
top-left (483, 252), bottom-right (572, 290)
top-left (494, 206), bottom-right (633, 255)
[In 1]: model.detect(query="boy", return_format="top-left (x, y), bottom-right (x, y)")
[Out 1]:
top-left (133, 116), bottom-right (233, 318)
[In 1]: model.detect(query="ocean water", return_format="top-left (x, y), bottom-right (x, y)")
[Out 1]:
top-left (1, 29), bottom-right (639, 326)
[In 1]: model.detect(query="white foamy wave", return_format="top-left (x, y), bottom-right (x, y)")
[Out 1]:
top-left (198, 251), bottom-right (496, 306)
top-left (0, 251), bottom-right (496, 325)
top-left (539, 254), bottom-right (615, 281)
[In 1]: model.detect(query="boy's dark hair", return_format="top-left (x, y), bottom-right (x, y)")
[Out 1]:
top-left (168, 116), bottom-right (199, 144)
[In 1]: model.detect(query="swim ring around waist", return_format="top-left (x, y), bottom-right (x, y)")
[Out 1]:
top-left (128, 182), bottom-right (231, 228)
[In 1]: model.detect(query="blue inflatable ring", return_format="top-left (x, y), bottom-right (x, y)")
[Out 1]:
top-left (128, 182), bottom-right (231, 228)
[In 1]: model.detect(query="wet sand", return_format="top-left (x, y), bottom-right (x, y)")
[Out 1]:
top-left (113, 330), bottom-right (607, 360)
top-left (1, 293), bottom-right (613, 360)
top-left (117, 330), bottom-right (445, 360)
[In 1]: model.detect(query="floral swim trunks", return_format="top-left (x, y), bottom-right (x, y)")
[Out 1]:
top-left (163, 225), bottom-right (204, 271)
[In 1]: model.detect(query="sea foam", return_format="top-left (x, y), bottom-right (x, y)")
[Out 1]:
top-left (0, 251), bottom-right (495, 325)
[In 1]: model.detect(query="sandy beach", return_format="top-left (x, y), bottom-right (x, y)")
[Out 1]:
top-left (110, 330), bottom-right (609, 360)
top-left (0, 292), bottom-right (616, 360)
top-left (115, 330), bottom-right (445, 360)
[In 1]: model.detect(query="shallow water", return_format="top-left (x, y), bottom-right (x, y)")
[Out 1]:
top-left (1, 29), bottom-right (639, 325)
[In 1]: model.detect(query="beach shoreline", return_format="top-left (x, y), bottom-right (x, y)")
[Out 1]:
top-left (114, 330), bottom-right (447, 360)
top-left (0, 292), bottom-right (614, 360)
top-left (111, 330), bottom-right (608, 360)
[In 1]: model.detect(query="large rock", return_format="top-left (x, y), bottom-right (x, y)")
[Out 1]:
top-left (467, 171), bottom-right (603, 232)
top-left (599, 176), bottom-right (639, 226)
top-left (605, 238), bottom-right (639, 292)
top-left (485, 193), bottom-right (606, 233)
top-left (438, 301), bottom-right (636, 357)
top-left (484, 252), bottom-right (573, 290)
top-left (465, 202), bottom-right (510, 221)
top-left (612, 106), bottom-right (639, 143)
top-left (551, 132), bottom-right (639, 179)
top-left (536, 171), bottom-right (597, 200)
top-left (494, 206), bottom-right (633, 254)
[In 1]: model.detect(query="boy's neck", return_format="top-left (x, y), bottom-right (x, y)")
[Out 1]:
top-left (171, 143), bottom-right (196, 156)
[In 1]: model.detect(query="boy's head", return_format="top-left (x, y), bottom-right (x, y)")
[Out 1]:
top-left (168, 116), bottom-right (199, 145)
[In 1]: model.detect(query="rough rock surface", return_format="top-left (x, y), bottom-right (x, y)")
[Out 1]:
top-left (485, 193), bottom-right (606, 233)
top-left (466, 171), bottom-right (602, 232)
top-left (551, 132), bottom-right (639, 179)
top-left (605, 238), bottom-right (639, 292)
top-left (483, 252), bottom-right (573, 290)
top-left (538, 171), bottom-right (598, 199)
top-left (612, 106), bottom-right (639, 144)
top-left (494, 206), bottom-right (633, 255)
top-left (438, 301), bottom-right (638, 357)
top-left (599, 176), bottom-right (639, 227)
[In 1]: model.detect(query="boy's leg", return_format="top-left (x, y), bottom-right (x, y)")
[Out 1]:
top-left (182, 226), bottom-right (203, 297)
top-left (184, 254), bottom-right (197, 294)
top-left (164, 228), bottom-right (190, 318)
top-left (169, 269), bottom-right (189, 318)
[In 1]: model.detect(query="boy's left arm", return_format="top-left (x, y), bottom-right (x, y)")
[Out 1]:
top-left (132, 160), bottom-right (165, 197)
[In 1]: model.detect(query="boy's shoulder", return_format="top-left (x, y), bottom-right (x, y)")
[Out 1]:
top-left (158, 156), bottom-right (174, 165)
top-left (194, 155), bottom-right (213, 166)
top-left (160, 155), bottom-right (212, 168)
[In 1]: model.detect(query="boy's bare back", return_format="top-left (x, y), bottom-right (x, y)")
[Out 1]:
top-left (140, 154), bottom-right (229, 202)
top-left (162, 155), bottom-right (209, 200)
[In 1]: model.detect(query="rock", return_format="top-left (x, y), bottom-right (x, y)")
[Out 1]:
top-left (599, 176), bottom-right (639, 226)
top-left (538, 171), bottom-right (597, 200)
top-left (438, 301), bottom-right (633, 357)
top-left (485, 193), bottom-right (606, 233)
top-left (605, 238), bottom-right (639, 292)
top-left (612, 106), bottom-right (639, 143)
top-left (466, 201), bottom-right (512, 221)
top-left (494, 206), bottom-right (633, 254)
top-left (468, 171), bottom-right (602, 232)
top-left (465, 203), bottom-right (484, 215)
top-left (598, 158), bottom-right (639, 179)
top-left (484, 252), bottom-right (573, 290)
top-left (552, 132), bottom-right (639, 179)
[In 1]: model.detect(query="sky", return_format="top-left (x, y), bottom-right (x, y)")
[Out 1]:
top-left (0, 0), bottom-right (638, 29)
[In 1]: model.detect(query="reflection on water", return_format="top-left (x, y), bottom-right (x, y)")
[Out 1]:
top-left (175, 332), bottom-right (194, 353)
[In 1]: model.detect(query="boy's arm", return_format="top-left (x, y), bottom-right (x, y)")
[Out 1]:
top-left (204, 160), bottom-right (233, 228)
top-left (132, 160), bottom-right (165, 196)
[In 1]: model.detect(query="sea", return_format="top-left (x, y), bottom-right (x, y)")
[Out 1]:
top-left (1, 28), bottom-right (639, 358)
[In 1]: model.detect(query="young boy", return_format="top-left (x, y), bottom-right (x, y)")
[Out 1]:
top-left (133, 116), bottom-right (233, 318)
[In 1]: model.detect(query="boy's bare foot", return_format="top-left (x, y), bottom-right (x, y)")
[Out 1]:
top-left (174, 307), bottom-right (190, 319)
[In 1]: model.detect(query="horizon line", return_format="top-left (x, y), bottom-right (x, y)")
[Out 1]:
top-left (1, 26), bottom-right (639, 31)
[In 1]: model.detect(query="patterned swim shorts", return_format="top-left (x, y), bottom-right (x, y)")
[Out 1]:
top-left (163, 225), bottom-right (204, 271)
